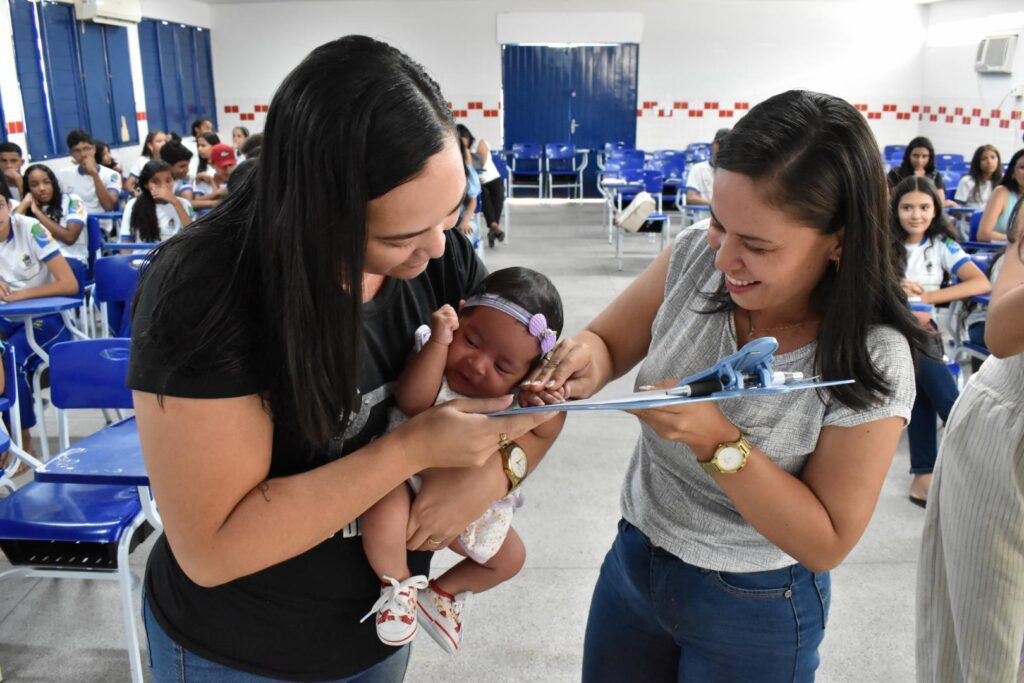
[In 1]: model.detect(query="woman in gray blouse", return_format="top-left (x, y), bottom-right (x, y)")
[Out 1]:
top-left (523, 90), bottom-right (930, 681)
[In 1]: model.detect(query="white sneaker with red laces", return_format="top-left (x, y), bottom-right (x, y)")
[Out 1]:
top-left (360, 575), bottom-right (429, 646)
top-left (417, 581), bottom-right (472, 654)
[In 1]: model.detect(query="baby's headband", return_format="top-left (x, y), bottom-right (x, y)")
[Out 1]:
top-left (463, 293), bottom-right (558, 355)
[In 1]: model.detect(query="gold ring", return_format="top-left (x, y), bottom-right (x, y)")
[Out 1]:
top-left (427, 537), bottom-right (442, 547)
top-left (499, 432), bottom-right (509, 447)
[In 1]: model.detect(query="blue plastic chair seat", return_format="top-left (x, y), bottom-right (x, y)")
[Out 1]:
top-left (0, 482), bottom-right (142, 544)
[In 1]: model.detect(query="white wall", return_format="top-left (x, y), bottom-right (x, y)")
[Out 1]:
top-left (920, 0), bottom-right (1024, 160)
top-left (205, 0), bottom-right (929, 152)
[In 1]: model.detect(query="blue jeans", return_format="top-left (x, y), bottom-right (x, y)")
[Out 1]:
top-left (908, 353), bottom-right (960, 474)
top-left (143, 593), bottom-right (411, 683)
top-left (582, 520), bottom-right (830, 683)
top-left (0, 313), bottom-right (70, 429)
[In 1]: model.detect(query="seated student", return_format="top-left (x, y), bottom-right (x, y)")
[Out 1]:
top-left (0, 142), bottom-right (25, 201)
top-left (0, 184), bottom-right (81, 451)
top-left (232, 126), bottom-right (250, 161)
top-left (119, 160), bottom-right (194, 244)
top-left (966, 201), bottom-right (1020, 350)
top-left (886, 136), bottom-right (948, 205)
top-left (239, 132), bottom-right (263, 160)
top-left (191, 143), bottom-right (235, 210)
top-left (977, 148), bottom-right (1024, 242)
top-left (683, 128), bottom-right (729, 206)
top-left (954, 144), bottom-right (1002, 210)
top-left (94, 140), bottom-right (124, 182)
top-left (157, 140), bottom-right (196, 200)
top-left (185, 117), bottom-right (214, 177)
top-left (456, 133), bottom-right (482, 240)
top-left (58, 129), bottom-right (121, 215)
top-left (126, 130), bottom-right (168, 193)
top-left (192, 132), bottom-right (221, 197)
top-left (15, 164), bottom-right (89, 285)
top-left (892, 176), bottom-right (991, 507)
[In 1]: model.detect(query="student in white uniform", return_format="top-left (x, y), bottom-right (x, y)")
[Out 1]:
top-left (119, 160), bottom-right (195, 244)
top-left (15, 164), bottom-right (89, 285)
top-left (953, 144), bottom-right (1002, 210)
top-left (0, 184), bottom-right (80, 450)
top-left (57, 129), bottom-right (121, 215)
top-left (126, 130), bottom-right (168, 193)
top-left (185, 118), bottom-right (214, 178)
top-left (684, 128), bottom-right (730, 206)
top-left (157, 140), bottom-right (196, 200)
top-left (892, 175), bottom-right (990, 506)
top-left (0, 142), bottom-right (25, 201)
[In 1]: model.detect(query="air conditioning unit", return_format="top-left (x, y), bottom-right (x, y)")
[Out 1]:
top-left (975, 34), bottom-right (1017, 74)
top-left (74, 0), bottom-right (142, 27)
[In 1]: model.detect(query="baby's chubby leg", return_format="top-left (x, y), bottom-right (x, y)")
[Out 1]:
top-left (361, 484), bottom-right (414, 581)
top-left (435, 527), bottom-right (526, 596)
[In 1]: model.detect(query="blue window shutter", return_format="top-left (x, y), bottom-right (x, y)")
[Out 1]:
top-left (78, 21), bottom-right (115, 144)
top-left (38, 1), bottom-right (88, 151)
top-left (173, 26), bottom-right (199, 128)
top-left (137, 19), bottom-right (168, 136)
top-left (194, 28), bottom-right (217, 129)
top-left (104, 26), bottom-right (139, 145)
top-left (156, 21), bottom-right (185, 136)
top-left (10, 0), bottom-right (55, 159)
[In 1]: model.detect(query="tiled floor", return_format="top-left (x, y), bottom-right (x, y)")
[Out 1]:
top-left (0, 204), bottom-right (924, 682)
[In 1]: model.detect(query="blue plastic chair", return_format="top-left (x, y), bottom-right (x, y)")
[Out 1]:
top-left (544, 143), bottom-right (583, 199)
top-left (935, 153), bottom-right (965, 170)
top-left (0, 337), bottom-right (150, 682)
top-left (93, 254), bottom-right (147, 337)
top-left (509, 143), bottom-right (543, 198)
top-left (615, 170), bottom-right (671, 270)
top-left (883, 144), bottom-right (907, 159)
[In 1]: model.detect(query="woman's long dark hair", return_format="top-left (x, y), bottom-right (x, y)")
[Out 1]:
top-left (712, 90), bottom-right (930, 410)
top-left (196, 132), bottom-right (221, 175)
top-left (999, 149), bottom-right (1024, 194)
top-left (897, 136), bottom-right (937, 178)
top-left (131, 160), bottom-right (172, 243)
top-left (967, 144), bottom-right (1002, 203)
top-left (135, 35), bottom-right (456, 449)
top-left (23, 164), bottom-right (63, 222)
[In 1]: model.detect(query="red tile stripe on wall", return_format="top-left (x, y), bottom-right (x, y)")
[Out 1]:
top-left (214, 100), bottom-right (1024, 129)
top-left (7, 121), bottom-right (25, 134)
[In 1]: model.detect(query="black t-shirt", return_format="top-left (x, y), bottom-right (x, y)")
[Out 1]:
top-left (129, 230), bottom-right (485, 681)
top-left (887, 167), bottom-right (945, 192)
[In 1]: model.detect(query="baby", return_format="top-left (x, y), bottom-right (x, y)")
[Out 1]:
top-left (360, 267), bottom-right (563, 653)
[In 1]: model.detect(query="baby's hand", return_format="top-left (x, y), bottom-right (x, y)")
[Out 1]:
top-left (429, 304), bottom-right (459, 346)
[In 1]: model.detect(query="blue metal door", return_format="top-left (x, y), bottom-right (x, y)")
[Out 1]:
top-left (503, 44), bottom-right (638, 197)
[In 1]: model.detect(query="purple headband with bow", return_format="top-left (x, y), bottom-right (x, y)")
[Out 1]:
top-left (462, 293), bottom-right (558, 355)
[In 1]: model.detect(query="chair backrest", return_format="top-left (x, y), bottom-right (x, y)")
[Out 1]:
top-left (49, 339), bottom-right (133, 410)
top-left (652, 149), bottom-right (685, 161)
top-left (883, 144), bottom-right (907, 159)
top-left (607, 149), bottom-right (645, 164)
top-left (649, 158), bottom-right (687, 181)
top-left (970, 252), bottom-right (995, 275)
top-left (510, 143), bottom-right (542, 160)
top-left (619, 168), bottom-right (645, 184)
top-left (689, 147), bottom-right (711, 162)
top-left (490, 151), bottom-right (510, 179)
top-left (603, 158), bottom-right (644, 177)
top-left (969, 210), bottom-right (984, 241)
top-left (604, 141), bottom-right (632, 152)
top-left (544, 143), bottom-right (575, 160)
top-left (935, 153), bottom-right (965, 170)
top-left (0, 341), bottom-right (18, 416)
top-left (93, 255), bottom-right (146, 305)
top-left (641, 169), bottom-right (665, 195)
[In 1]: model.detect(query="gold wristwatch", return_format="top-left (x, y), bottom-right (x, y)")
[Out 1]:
top-left (701, 433), bottom-right (752, 475)
top-left (499, 436), bottom-right (528, 494)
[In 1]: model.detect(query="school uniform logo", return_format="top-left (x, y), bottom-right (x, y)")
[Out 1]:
top-left (21, 252), bottom-right (32, 268)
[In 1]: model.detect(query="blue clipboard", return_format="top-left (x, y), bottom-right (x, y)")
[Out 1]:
top-left (493, 337), bottom-right (854, 415)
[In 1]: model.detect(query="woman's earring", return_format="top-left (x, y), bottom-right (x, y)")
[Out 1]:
top-left (832, 256), bottom-right (841, 273)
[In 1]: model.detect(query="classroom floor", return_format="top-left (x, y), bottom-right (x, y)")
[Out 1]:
top-left (0, 203), bottom-right (924, 682)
